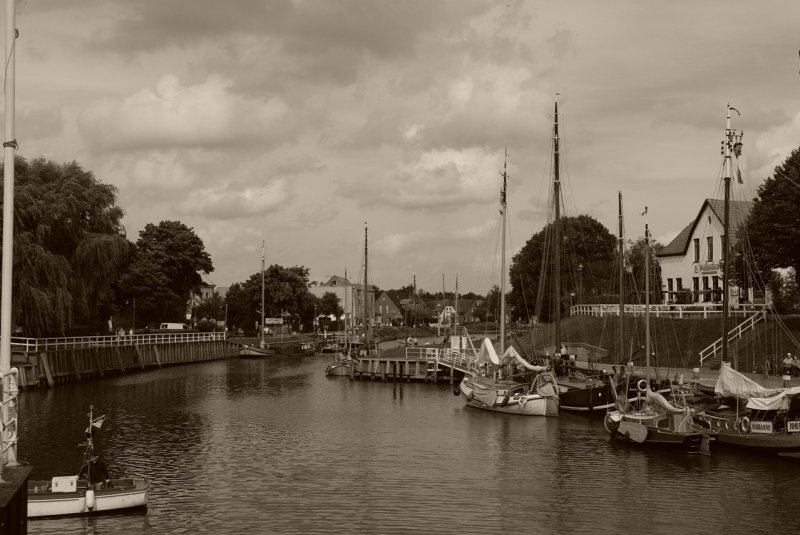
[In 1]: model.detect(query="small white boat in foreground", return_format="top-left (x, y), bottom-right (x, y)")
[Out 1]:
top-left (28, 405), bottom-right (151, 518)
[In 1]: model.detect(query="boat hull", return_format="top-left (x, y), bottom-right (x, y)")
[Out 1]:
top-left (325, 359), bottom-right (352, 376)
top-left (557, 379), bottom-right (615, 412)
top-left (459, 377), bottom-right (559, 417)
top-left (28, 478), bottom-right (150, 518)
top-left (704, 420), bottom-right (800, 458)
top-left (604, 412), bottom-right (707, 454)
top-left (239, 346), bottom-right (275, 358)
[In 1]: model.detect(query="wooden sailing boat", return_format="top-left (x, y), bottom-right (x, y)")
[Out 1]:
top-left (687, 105), bottom-right (800, 458)
top-left (325, 224), bottom-right (372, 376)
top-left (457, 149), bottom-right (560, 416)
top-left (604, 205), bottom-right (711, 453)
top-left (534, 97), bottom-right (617, 412)
top-left (240, 241), bottom-right (275, 357)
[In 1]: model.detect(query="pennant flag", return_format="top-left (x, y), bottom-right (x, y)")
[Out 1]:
top-left (85, 415), bottom-right (106, 433)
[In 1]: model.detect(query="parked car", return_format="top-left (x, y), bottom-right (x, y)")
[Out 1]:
top-left (160, 322), bottom-right (189, 330)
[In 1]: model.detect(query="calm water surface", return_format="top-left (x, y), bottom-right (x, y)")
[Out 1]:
top-left (18, 353), bottom-right (800, 534)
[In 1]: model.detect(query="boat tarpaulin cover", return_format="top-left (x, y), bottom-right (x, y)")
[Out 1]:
top-left (715, 362), bottom-right (783, 401)
top-left (645, 389), bottom-right (685, 415)
top-left (746, 391), bottom-right (790, 411)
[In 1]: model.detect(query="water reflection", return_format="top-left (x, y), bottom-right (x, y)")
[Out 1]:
top-left (18, 355), bottom-right (800, 534)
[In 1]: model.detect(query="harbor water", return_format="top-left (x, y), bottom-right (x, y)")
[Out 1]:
top-left (19, 352), bottom-right (800, 534)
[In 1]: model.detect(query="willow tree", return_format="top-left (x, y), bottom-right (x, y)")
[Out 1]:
top-left (0, 156), bottom-right (129, 336)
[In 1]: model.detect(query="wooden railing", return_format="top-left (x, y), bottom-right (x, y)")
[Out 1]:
top-left (7, 332), bottom-right (227, 352)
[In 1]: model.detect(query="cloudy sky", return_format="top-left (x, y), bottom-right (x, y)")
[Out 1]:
top-left (7, 0), bottom-right (800, 294)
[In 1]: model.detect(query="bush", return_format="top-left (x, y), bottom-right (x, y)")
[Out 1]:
top-left (196, 319), bottom-right (218, 332)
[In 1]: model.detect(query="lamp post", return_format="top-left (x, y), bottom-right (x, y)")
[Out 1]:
top-left (313, 304), bottom-right (317, 334)
top-left (577, 263), bottom-right (583, 305)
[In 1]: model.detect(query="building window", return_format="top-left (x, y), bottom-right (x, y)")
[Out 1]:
top-left (693, 277), bottom-right (700, 302)
top-left (693, 238), bottom-right (700, 263)
top-left (703, 276), bottom-right (710, 302)
top-left (667, 278), bottom-right (673, 293)
top-left (676, 278), bottom-right (683, 291)
top-left (713, 276), bottom-right (720, 302)
top-left (707, 236), bottom-right (713, 262)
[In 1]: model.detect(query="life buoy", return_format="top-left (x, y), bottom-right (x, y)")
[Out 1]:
top-left (637, 379), bottom-right (648, 393)
top-left (740, 416), bottom-right (751, 433)
top-left (724, 420), bottom-right (730, 430)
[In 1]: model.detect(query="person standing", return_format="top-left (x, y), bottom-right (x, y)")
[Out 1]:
top-left (783, 353), bottom-right (794, 376)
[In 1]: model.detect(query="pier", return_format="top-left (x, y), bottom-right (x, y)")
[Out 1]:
top-left (349, 346), bottom-right (473, 383)
top-left (9, 332), bottom-right (238, 388)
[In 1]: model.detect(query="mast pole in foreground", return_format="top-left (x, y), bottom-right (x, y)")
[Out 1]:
top-left (1, 0), bottom-right (18, 469)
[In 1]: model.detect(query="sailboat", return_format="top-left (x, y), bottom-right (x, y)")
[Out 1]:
top-left (457, 150), bottom-right (560, 416)
top-left (686, 105), bottom-right (800, 458)
top-left (240, 241), bottom-right (275, 357)
top-left (530, 98), bottom-right (617, 412)
top-left (604, 205), bottom-right (711, 453)
top-left (325, 224), bottom-right (371, 376)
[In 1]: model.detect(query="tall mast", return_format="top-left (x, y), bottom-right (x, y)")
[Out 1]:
top-left (721, 104), bottom-right (742, 369)
top-left (500, 149), bottom-right (508, 354)
top-left (618, 192), bottom-right (625, 363)
top-left (454, 274), bottom-right (459, 333)
top-left (363, 223), bottom-right (370, 353)
top-left (553, 96), bottom-right (562, 352)
top-left (260, 240), bottom-right (265, 347)
top-left (644, 207), bottom-right (650, 374)
top-left (1, 0), bottom-right (17, 468)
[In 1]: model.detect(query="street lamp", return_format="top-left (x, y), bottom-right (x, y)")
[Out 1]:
top-left (313, 304), bottom-right (317, 334)
top-left (577, 263), bottom-right (583, 305)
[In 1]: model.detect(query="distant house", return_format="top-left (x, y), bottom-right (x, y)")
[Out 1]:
top-left (399, 295), bottom-right (430, 325)
top-left (374, 292), bottom-right (403, 326)
top-left (309, 274), bottom-right (376, 326)
top-left (456, 299), bottom-right (483, 324)
top-left (657, 198), bottom-right (758, 304)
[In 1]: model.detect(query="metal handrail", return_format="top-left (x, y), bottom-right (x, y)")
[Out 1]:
top-left (698, 311), bottom-right (767, 365)
top-left (4, 332), bottom-right (228, 352)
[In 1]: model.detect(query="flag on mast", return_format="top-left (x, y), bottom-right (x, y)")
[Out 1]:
top-left (85, 415), bottom-right (106, 433)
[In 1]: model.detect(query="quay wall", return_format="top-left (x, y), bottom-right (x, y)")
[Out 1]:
top-left (10, 336), bottom-right (239, 388)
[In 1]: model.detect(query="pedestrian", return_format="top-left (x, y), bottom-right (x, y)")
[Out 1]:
top-left (783, 353), bottom-right (794, 376)
top-left (792, 354), bottom-right (800, 378)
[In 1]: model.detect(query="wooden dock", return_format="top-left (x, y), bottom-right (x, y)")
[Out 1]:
top-left (348, 346), bottom-right (473, 384)
top-left (10, 333), bottom-right (239, 388)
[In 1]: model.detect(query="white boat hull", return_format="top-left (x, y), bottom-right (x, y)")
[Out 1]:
top-left (459, 377), bottom-right (559, 417)
top-left (28, 478), bottom-right (150, 518)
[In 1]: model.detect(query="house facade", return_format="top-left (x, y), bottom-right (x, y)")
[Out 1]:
top-left (374, 292), bottom-right (403, 326)
top-left (309, 275), bottom-right (375, 326)
top-left (657, 198), bottom-right (757, 305)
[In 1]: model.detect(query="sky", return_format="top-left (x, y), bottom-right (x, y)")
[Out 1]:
top-left (5, 0), bottom-right (800, 295)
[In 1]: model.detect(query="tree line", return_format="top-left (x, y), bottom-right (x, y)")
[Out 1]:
top-left (5, 145), bottom-right (797, 337)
